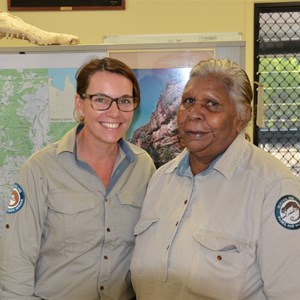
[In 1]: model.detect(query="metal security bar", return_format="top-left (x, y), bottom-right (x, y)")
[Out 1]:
top-left (254, 2), bottom-right (300, 176)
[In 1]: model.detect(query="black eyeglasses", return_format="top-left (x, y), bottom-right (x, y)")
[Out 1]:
top-left (81, 93), bottom-right (139, 112)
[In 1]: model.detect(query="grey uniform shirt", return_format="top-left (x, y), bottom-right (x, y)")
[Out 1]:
top-left (0, 124), bottom-right (155, 300)
top-left (131, 132), bottom-right (300, 300)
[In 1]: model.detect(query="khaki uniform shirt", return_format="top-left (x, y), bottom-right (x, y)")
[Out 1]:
top-left (131, 132), bottom-right (300, 300)
top-left (0, 125), bottom-right (155, 300)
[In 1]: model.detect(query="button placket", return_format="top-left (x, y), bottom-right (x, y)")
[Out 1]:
top-left (159, 196), bottom-right (191, 282)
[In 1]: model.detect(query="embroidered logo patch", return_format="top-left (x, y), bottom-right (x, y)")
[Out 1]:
top-left (7, 183), bottom-right (25, 214)
top-left (275, 195), bottom-right (300, 230)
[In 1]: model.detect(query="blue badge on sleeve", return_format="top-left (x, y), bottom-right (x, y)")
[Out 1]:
top-left (7, 183), bottom-right (25, 214)
top-left (275, 195), bottom-right (300, 230)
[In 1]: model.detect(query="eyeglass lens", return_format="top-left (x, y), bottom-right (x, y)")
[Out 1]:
top-left (84, 94), bottom-right (137, 112)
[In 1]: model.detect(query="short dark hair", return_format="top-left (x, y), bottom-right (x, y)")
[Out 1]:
top-left (76, 57), bottom-right (140, 108)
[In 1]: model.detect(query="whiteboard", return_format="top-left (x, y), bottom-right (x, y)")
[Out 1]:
top-left (0, 41), bottom-right (245, 68)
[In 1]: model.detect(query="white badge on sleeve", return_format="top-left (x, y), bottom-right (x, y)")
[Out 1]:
top-left (275, 195), bottom-right (300, 230)
top-left (7, 183), bottom-right (26, 214)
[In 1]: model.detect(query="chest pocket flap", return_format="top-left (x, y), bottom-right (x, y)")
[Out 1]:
top-left (193, 228), bottom-right (253, 253)
top-left (47, 193), bottom-right (97, 214)
top-left (134, 217), bottom-right (159, 236)
top-left (117, 190), bottom-right (147, 208)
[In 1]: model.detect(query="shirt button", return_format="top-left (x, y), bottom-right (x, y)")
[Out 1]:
top-left (175, 221), bottom-right (179, 226)
top-left (184, 200), bottom-right (188, 205)
top-left (100, 286), bottom-right (104, 290)
top-left (217, 255), bottom-right (222, 260)
top-left (106, 227), bottom-right (111, 232)
top-left (104, 255), bottom-right (108, 260)
top-left (5, 224), bottom-right (9, 229)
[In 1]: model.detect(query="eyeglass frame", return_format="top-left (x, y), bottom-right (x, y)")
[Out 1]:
top-left (80, 93), bottom-right (139, 112)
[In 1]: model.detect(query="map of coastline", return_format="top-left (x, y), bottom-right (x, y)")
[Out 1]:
top-left (0, 68), bottom-right (77, 232)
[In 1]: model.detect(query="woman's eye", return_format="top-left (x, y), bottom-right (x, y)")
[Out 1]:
top-left (182, 97), bottom-right (195, 107)
top-left (207, 100), bottom-right (219, 108)
top-left (119, 98), bottom-right (130, 104)
top-left (94, 97), bottom-right (106, 103)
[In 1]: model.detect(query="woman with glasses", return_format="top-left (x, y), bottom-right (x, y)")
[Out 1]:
top-left (0, 57), bottom-right (155, 300)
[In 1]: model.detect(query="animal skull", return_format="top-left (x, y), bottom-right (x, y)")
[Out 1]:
top-left (0, 10), bottom-right (80, 45)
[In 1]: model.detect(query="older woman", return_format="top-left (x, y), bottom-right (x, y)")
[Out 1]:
top-left (130, 58), bottom-right (300, 300)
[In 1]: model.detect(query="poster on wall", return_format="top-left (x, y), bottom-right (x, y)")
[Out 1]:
top-left (109, 49), bottom-right (215, 167)
top-left (0, 50), bottom-right (107, 234)
top-left (8, 0), bottom-right (125, 11)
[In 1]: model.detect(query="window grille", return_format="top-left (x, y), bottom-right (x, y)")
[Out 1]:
top-left (254, 2), bottom-right (300, 176)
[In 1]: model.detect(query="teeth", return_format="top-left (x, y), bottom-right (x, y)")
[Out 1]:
top-left (102, 123), bottom-right (119, 129)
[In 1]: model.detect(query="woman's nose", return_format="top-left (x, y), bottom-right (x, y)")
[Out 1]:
top-left (108, 101), bottom-right (121, 115)
top-left (188, 102), bottom-right (205, 119)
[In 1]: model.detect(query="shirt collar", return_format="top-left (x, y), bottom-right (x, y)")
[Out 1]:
top-left (213, 132), bottom-right (248, 179)
top-left (163, 132), bottom-right (248, 179)
top-left (56, 123), bottom-right (136, 163)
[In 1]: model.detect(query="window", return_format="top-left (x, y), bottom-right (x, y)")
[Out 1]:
top-left (254, 2), bottom-right (300, 176)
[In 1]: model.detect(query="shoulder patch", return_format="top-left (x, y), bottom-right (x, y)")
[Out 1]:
top-left (275, 195), bottom-right (300, 230)
top-left (7, 183), bottom-right (25, 214)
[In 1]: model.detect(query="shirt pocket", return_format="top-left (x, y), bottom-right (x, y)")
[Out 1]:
top-left (117, 189), bottom-right (146, 208)
top-left (186, 228), bottom-right (255, 300)
top-left (46, 193), bottom-right (100, 254)
top-left (108, 190), bottom-right (149, 243)
top-left (130, 217), bottom-right (160, 275)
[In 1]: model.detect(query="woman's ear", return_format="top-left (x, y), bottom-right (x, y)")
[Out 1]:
top-left (236, 108), bottom-right (252, 133)
top-left (237, 107), bottom-right (252, 133)
top-left (75, 93), bottom-right (84, 119)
